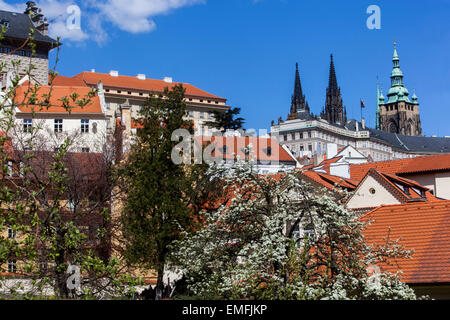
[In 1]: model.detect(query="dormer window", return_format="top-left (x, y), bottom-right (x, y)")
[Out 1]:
top-left (403, 186), bottom-right (410, 195)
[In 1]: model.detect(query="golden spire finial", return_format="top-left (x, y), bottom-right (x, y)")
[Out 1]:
top-left (394, 38), bottom-right (397, 48)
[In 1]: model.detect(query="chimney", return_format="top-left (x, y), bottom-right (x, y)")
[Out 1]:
top-left (163, 77), bottom-right (173, 83)
top-left (120, 101), bottom-right (132, 135)
top-left (361, 117), bottom-right (366, 129)
top-left (137, 74), bottom-right (146, 80)
top-left (25, 2), bottom-right (48, 35)
top-left (356, 121), bottom-right (359, 132)
top-left (326, 143), bottom-right (338, 160)
top-left (109, 70), bottom-right (119, 77)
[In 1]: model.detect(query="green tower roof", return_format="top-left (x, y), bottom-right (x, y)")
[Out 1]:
top-left (386, 43), bottom-right (412, 104)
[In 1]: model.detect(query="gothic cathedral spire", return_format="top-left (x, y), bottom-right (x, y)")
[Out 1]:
top-left (321, 54), bottom-right (346, 125)
top-left (288, 62), bottom-right (309, 120)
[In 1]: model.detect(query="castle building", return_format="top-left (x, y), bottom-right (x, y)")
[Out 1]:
top-left (378, 45), bottom-right (422, 136)
top-left (271, 49), bottom-right (450, 163)
top-left (320, 55), bottom-right (347, 125)
top-left (0, 1), bottom-right (57, 87)
top-left (53, 71), bottom-right (232, 137)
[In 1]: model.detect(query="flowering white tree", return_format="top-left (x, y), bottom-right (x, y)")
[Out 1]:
top-left (170, 159), bottom-right (419, 300)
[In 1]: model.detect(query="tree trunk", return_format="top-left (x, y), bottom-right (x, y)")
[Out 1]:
top-left (155, 265), bottom-right (164, 300)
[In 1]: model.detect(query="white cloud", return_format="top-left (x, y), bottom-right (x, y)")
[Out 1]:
top-left (96, 0), bottom-right (204, 34)
top-left (0, 0), bottom-right (205, 45)
top-left (0, 0), bottom-right (25, 12)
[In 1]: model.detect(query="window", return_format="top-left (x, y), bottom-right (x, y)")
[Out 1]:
top-left (6, 160), bottom-right (12, 176)
top-left (67, 200), bottom-right (75, 211)
top-left (200, 112), bottom-right (205, 119)
top-left (308, 144), bottom-right (312, 151)
top-left (54, 119), bottom-right (63, 133)
top-left (82, 147), bottom-right (90, 153)
top-left (403, 186), bottom-right (410, 195)
top-left (300, 132), bottom-right (304, 139)
top-left (266, 147), bottom-right (272, 156)
top-left (303, 223), bottom-right (315, 242)
top-left (292, 224), bottom-right (301, 249)
top-left (222, 146), bottom-right (227, 154)
top-left (7, 227), bottom-right (16, 239)
top-left (23, 119), bottom-right (32, 132)
top-left (81, 119), bottom-right (89, 133)
top-left (308, 131), bottom-right (312, 138)
top-left (291, 133), bottom-right (295, 140)
top-left (283, 135), bottom-right (287, 142)
top-left (8, 260), bottom-right (16, 273)
top-left (369, 188), bottom-right (376, 195)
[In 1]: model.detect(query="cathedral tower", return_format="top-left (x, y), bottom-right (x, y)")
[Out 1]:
top-left (379, 44), bottom-right (422, 136)
top-left (321, 54), bottom-right (346, 125)
top-left (287, 62), bottom-right (310, 120)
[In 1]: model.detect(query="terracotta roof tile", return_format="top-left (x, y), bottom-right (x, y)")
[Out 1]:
top-left (14, 85), bottom-right (103, 114)
top-left (350, 154), bottom-right (450, 181)
top-left (361, 200), bottom-right (450, 284)
top-left (54, 72), bottom-right (227, 101)
top-left (300, 170), bottom-right (358, 191)
top-left (195, 136), bottom-right (297, 163)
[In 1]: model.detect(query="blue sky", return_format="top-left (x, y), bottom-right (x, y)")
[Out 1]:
top-left (4, 0), bottom-right (450, 136)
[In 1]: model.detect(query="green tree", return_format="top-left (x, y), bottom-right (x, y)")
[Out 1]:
top-left (117, 84), bottom-right (198, 299)
top-left (205, 107), bottom-right (245, 133)
top-left (0, 32), bottom-right (135, 299)
top-left (170, 158), bottom-right (419, 300)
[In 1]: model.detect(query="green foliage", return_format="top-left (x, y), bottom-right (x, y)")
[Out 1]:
top-left (205, 107), bottom-right (245, 132)
top-left (117, 84), bottom-right (198, 298)
top-left (0, 33), bottom-right (137, 299)
top-left (170, 160), bottom-right (419, 300)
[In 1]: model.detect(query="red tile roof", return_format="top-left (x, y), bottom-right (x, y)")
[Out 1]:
top-left (53, 72), bottom-right (227, 101)
top-left (362, 200), bottom-right (450, 284)
top-left (350, 154), bottom-right (450, 181)
top-left (195, 136), bottom-right (297, 163)
top-left (14, 85), bottom-right (103, 114)
top-left (362, 169), bottom-right (439, 203)
top-left (314, 156), bottom-right (343, 174)
top-left (299, 170), bottom-right (358, 191)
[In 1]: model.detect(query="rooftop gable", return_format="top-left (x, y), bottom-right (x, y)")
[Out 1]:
top-left (350, 153), bottom-right (450, 181)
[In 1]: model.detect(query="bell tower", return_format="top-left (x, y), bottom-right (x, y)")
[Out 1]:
top-left (379, 43), bottom-right (421, 136)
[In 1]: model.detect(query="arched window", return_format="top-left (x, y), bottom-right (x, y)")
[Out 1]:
top-left (388, 121), bottom-right (398, 133)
